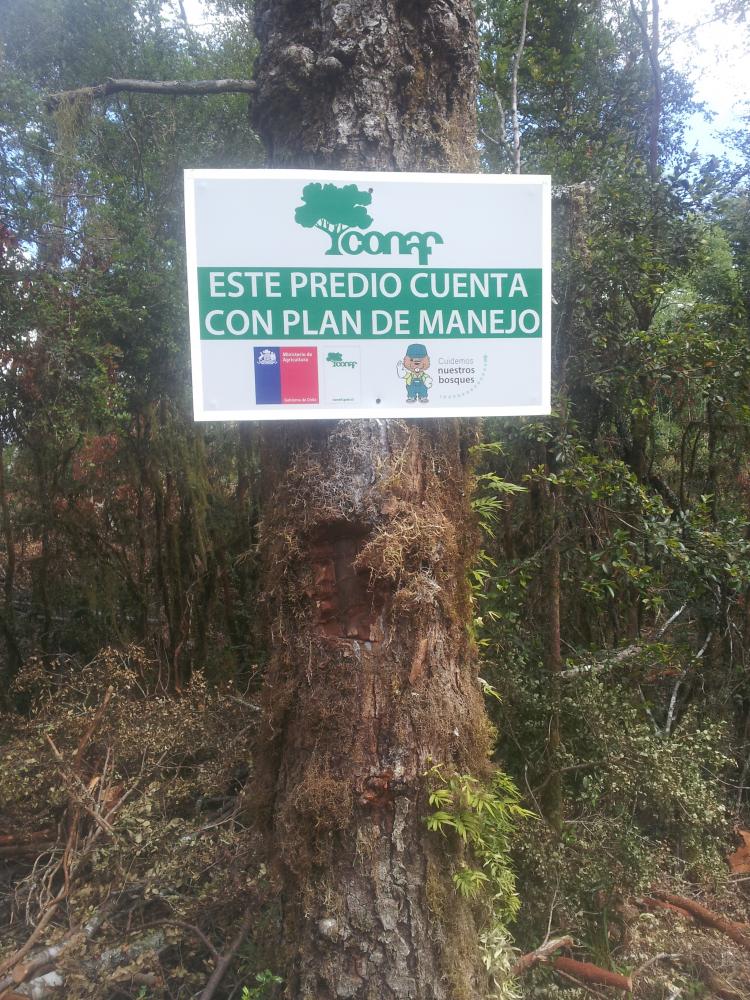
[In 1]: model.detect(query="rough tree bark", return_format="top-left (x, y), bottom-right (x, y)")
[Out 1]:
top-left (251, 3), bottom-right (492, 998)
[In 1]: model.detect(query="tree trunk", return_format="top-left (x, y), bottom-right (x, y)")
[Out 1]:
top-left (542, 479), bottom-right (563, 836)
top-left (0, 436), bottom-right (22, 694)
top-left (252, 1), bottom-right (478, 173)
top-left (252, 3), bottom-right (491, 997)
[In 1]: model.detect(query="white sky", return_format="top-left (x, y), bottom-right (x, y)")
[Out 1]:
top-left (662, 0), bottom-right (748, 158)
top-left (177, 0), bottom-right (748, 159)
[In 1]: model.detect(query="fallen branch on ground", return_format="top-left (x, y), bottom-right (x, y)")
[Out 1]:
top-left (694, 959), bottom-right (744, 1000)
top-left (637, 895), bottom-right (695, 921)
top-left (0, 899), bottom-right (114, 996)
top-left (0, 690), bottom-right (165, 986)
top-left (553, 957), bottom-right (632, 991)
top-left (650, 890), bottom-right (750, 952)
top-left (510, 936), bottom-right (574, 976)
top-left (0, 832), bottom-right (54, 846)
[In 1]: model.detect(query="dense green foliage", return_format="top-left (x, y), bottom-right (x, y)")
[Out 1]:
top-left (0, 0), bottom-right (263, 694)
top-left (1, 0), bottom-right (750, 996)
top-left (472, 0), bottom-right (750, 985)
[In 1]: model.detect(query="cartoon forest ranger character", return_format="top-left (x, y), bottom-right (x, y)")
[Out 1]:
top-left (397, 343), bottom-right (433, 403)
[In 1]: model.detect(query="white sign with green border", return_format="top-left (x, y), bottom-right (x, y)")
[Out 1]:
top-left (184, 169), bottom-right (551, 420)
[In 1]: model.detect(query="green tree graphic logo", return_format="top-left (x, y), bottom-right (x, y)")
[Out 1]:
top-left (294, 182), bottom-right (373, 255)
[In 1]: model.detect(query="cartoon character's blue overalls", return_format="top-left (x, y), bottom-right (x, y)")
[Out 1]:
top-left (406, 375), bottom-right (428, 401)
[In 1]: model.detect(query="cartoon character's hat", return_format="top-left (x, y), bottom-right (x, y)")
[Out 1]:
top-left (405, 343), bottom-right (428, 358)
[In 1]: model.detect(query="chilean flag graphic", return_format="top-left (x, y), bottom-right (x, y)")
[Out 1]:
top-left (253, 347), bottom-right (319, 405)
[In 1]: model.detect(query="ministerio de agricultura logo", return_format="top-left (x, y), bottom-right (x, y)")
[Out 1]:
top-left (294, 183), bottom-right (443, 266)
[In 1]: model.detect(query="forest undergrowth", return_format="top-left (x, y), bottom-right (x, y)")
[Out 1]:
top-left (2, 641), bottom-right (750, 998)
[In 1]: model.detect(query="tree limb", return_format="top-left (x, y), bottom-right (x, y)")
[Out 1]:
top-left (510, 935), bottom-right (574, 976)
top-left (694, 959), bottom-right (744, 1000)
top-left (510, 0), bottom-right (530, 174)
top-left (628, 0), bottom-right (661, 179)
top-left (46, 78), bottom-right (256, 112)
top-left (197, 909), bottom-right (253, 1000)
top-left (637, 895), bottom-right (695, 921)
top-left (73, 686), bottom-right (114, 768)
top-left (553, 956), bottom-right (633, 991)
top-left (137, 919), bottom-right (219, 961)
top-left (650, 890), bottom-right (750, 952)
top-left (560, 603), bottom-right (687, 679)
top-left (0, 895), bottom-right (115, 994)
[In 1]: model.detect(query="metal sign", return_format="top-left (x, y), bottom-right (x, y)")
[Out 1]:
top-left (184, 169), bottom-right (551, 420)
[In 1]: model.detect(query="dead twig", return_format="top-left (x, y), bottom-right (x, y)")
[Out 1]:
top-left (632, 952), bottom-right (680, 977)
top-left (1, 745), bottom-right (165, 983)
top-left (198, 909), bottom-right (254, 1000)
top-left (0, 896), bottom-right (114, 994)
top-left (74, 686), bottom-right (114, 767)
top-left (45, 735), bottom-right (116, 836)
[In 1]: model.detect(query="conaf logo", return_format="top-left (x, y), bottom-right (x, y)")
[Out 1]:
top-left (257, 349), bottom-right (277, 365)
top-left (295, 183), bottom-right (443, 266)
top-left (326, 351), bottom-right (357, 369)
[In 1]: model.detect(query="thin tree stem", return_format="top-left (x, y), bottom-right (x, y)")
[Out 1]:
top-left (511, 0), bottom-right (530, 174)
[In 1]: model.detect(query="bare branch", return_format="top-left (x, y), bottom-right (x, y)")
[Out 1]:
top-left (177, 0), bottom-right (190, 32)
top-left (650, 890), bottom-right (750, 952)
top-left (664, 630), bottom-right (711, 735)
top-left (511, 935), bottom-right (574, 977)
top-left (74, 686), bottom-right (114, 768)
top-left (511, 0), bottom-right (530, 174)
top-left (629, 0), bottom-right (661, 179)
top-left (198, 909), bottom-right (254, 1000)
top-left (46, 78), bottom-right (256, 112)
top-left (553, 956), bottom-right (633, 992)
top-left (560, 603), bottom-right (687, 679)
top-left (137, 919), bottom-right (219, 961)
